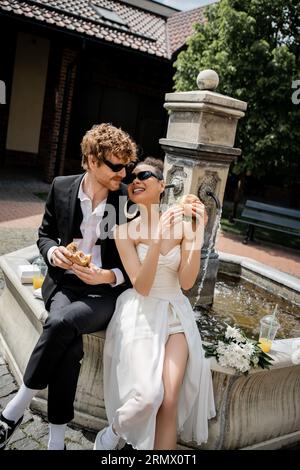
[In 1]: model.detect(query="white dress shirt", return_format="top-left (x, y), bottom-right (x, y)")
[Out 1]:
top-left (47, 176), bottom-right (125, 287)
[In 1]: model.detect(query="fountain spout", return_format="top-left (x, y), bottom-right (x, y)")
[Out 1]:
top-left (165, 176), bottom-right (184, 196)
top-left (206, 191), bottom-right (221, 212)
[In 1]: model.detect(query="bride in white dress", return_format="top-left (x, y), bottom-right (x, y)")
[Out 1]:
top-left (94, 157), bottom-right (215, 451)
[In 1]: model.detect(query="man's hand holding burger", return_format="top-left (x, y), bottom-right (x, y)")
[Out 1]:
top-left (51, 246), bottom-right (74, 269)
top-left (71, 263), bottom-right (116, 285)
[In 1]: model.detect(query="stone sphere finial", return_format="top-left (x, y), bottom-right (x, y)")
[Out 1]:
top-left (197, 69), bottom-right (219, 90)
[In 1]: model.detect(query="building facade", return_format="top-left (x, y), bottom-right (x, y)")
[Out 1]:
top-left (0, 0), bottom-right (205, 181)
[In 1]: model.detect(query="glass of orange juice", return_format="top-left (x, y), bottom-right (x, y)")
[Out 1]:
top-left (33, 273), bottom-right (45, 289)
top-left (258, 337), bottom-right (272, 353)
top-left (32, 256), bottom-right (47, 290)
top-left (258, 313), bottom-right (280, 353)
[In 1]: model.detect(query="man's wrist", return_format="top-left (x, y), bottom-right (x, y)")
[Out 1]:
top-left (100, 269), bottom-right (116, 284)
top-left (47, 245), bottom-right (59, 266)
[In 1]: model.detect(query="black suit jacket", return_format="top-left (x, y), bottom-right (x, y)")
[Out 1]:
top-left (38, 174), bottom-right (131, 310)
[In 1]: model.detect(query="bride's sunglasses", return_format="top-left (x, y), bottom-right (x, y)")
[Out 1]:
top-left (127, 170), bottom-right (163, 184)
top-left (103, 157), bottom-right (137, 173)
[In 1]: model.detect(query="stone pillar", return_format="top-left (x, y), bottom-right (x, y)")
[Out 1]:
top-left (160, 70), bottom-right (247, 305)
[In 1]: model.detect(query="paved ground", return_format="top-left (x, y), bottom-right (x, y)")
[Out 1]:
top-left (217, 231), bottom-right (300, 278)
top-left (0, 166), bottom-right (299, 450)
top-left (0, 354), bottom-right (96, 450)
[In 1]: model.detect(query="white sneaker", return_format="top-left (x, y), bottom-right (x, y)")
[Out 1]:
top-left (93, 427), bottom-right (125, 450)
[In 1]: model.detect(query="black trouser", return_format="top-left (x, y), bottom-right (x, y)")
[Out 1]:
top-left (23, 285), bottom-right (117, 424)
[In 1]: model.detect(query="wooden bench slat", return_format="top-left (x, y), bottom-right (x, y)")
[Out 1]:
top-left (234, 199), bottom-right (300, 243)
top-left (241, 208), bottom-right (300, 231)
top-left (234, 218), bottom-right (300, 235)
top-left (246, 200), bottom-right (300, 220)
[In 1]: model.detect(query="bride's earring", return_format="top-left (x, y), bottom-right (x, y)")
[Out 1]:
top-left (124, 200), bottom-right (139, 219)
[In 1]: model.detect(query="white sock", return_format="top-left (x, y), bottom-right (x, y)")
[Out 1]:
top-left (2, 383), bottom-right (38, 423)
top-left (48, 423), bottom-right (67, 450)
top-left (101, 424), bottom-right (120, 449)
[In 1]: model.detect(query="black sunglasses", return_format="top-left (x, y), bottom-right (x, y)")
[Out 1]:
top-left (103, 157), bottom-right (136, 173)
top-left (127, 170), bottom-right (163, 184)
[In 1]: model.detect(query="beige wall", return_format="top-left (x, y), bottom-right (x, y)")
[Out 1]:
top-left (6, 32), bottom-right (49, 154)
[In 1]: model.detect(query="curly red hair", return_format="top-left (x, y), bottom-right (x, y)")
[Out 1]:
top-left (81, 123), bottom-right (138, 170)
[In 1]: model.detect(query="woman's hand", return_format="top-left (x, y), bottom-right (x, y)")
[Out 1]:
top-left (71, 263), bottom-right (115, 285)
top-left (157, 206), bottom-right (184, 241)
top-left (191, 200), bottom-right (207, 228)
top-left (183, 200), bottom-right (207, 244)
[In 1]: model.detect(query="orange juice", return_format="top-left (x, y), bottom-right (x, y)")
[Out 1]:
top-left (33, 275), bottom-right (44, 289)
top-left (258, 337), bottom-right (272, 353)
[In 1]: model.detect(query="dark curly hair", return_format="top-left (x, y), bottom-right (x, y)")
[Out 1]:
top-left (81, 123), bottom-right (138, 170)
top-left (137, 157), bottom-right (165, 200)
top-left (137, 156), bottom-right (164, 179)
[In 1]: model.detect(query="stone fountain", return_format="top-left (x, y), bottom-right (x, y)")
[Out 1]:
top-left (160, 69), bottom-right (247, 306)
top-left (159, 70), bottom-right (300, 449)
top-left (0, 70), bottom-right (299, 450)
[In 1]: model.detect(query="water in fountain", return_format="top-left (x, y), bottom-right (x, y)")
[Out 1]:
top-left (197, 275), bottom-right (300, 342)
top-left (193, 208), bottom-right (222, 310)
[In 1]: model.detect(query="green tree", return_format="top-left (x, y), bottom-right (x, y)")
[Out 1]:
top-left (174, 0), bottom-right (300, 210)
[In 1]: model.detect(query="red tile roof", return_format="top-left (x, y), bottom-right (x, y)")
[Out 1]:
top-left (0, 0), bottom-right (207, 58)
top-left (167, 6), bottom-right (207, 55)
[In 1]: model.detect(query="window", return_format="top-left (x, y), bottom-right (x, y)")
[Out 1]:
top-left (91, 4), bottom-right (128, 27)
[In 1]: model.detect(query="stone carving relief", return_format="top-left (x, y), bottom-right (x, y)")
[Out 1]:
top-left (197, 171), bottom-right (220, 211)
top-left (164, 163), bottom-right (187, 204)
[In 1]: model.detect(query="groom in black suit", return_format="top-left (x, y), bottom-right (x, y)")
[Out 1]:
top-left (0, 123), bottom-right (137, 450)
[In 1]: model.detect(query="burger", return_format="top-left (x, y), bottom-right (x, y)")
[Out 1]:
top-left (65, 242), bottom-right (92, 267)
top-left (177, 194), bottom-right (200, 219)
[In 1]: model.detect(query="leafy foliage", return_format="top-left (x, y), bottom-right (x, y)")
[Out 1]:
top-left (174, 0), bottom-right (300, 184)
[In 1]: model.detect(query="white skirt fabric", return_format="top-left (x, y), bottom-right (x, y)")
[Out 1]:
top-left (103, 244), bottom-right (215, 450)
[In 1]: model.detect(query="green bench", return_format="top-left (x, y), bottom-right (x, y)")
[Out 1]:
top-left (234, 200), bottom-right (300, 244)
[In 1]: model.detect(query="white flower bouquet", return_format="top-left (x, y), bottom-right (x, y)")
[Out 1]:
top-left (203, 325), bottom-right (273, 374)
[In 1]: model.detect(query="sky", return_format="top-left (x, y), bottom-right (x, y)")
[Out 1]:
top-left (157, 0), bottom-right (217, 11)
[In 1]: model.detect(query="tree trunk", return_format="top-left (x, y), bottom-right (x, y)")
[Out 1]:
top-left (229, 172), bottom-right (246, 222)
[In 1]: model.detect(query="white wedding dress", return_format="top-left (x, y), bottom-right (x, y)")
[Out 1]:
top-left (103, 243), bottom-right (216, 450)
